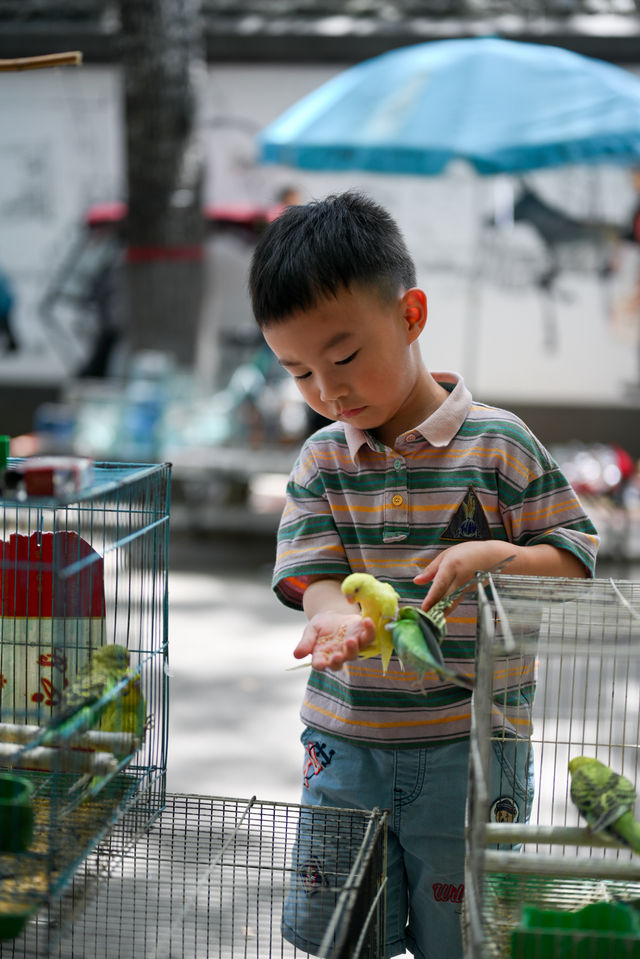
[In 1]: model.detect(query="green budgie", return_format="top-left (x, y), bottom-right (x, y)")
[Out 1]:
top-left (98, 669), bottom-right (146, 739)
top-left (341, 573), bottom-right (399, 673)
top-left (569, 756), bottom-right (640, 853)
top-left (13, 645), bottom-right (133, 762)
top-left (61, 645), bottom-right (147, 802)
top-left (389, 607), bottom-right (474, 690)
top-left (82, 663), bottom-right (147, 798)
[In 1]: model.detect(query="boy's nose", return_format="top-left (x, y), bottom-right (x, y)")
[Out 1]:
top-left (319, 376), bottom-right (347, 403)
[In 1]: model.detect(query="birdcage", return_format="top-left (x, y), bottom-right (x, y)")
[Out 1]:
top-left (0, 460), bottom-right (170, 937)
top-left (0, 793), bottom-right (388, 958)
top-left (465, 573), bottom-right (640, 959)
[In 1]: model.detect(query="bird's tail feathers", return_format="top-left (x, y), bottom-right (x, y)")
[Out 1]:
top-left (609, 810), bottom-right (640, 854)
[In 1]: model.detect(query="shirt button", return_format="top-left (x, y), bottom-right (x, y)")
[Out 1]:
top-left (394, 458), bottom-right (403, 470)
top-left (405, 432), bottom-right (417, 442)
top-left (392, 494), bottom-right (404, 507)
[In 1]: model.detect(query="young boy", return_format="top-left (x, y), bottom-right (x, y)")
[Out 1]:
top-left (249, 191), bottom-right (598, 959)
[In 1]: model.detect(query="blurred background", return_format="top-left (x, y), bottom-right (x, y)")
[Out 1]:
top-left (2, 1), bottom-right (640, 804)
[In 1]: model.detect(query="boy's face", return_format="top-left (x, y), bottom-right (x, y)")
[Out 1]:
top-left (263, 284), bottom-right (429, 446)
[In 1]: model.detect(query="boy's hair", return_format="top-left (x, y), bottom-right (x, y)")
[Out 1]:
top-left (249, 190), bottom-right (417, 327)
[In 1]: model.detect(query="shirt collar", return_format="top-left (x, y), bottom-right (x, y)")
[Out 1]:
top-left (343, 371), bottom-right (472, 460)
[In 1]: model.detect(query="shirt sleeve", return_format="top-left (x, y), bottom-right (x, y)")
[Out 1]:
top-left (498, 425), bottom-right (599, 576)
top-left (272, 440), bottom-right (352, 610)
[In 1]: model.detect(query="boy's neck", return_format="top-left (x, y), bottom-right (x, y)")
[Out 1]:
top-left (371, 370), bottom-right (449, 448)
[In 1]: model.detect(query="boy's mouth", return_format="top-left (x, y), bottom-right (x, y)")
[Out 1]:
top-left (339, 407), bottom-right (366, 419)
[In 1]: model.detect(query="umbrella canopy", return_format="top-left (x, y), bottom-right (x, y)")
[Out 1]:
top-left (258, 37), bottom-right (640, 175)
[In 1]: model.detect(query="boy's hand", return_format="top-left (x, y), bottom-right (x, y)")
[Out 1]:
top-left (294, 611), bottom-right (376, 671)
top-left (414, 541), bottom-right (517, 612)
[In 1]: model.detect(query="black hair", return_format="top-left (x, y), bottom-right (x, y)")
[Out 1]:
top-left (249, 190), bottom-right (417, 327)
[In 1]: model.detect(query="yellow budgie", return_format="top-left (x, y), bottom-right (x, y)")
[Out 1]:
top-left (341, 573), bottom-right (399, 674)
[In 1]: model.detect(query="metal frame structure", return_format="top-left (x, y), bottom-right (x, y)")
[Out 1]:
top-left (466, 573), bottom-right (640, 959)
top-left (0, 461), bottom-right (171, 931)
top-left (0, 794), bottom-right (388, 959)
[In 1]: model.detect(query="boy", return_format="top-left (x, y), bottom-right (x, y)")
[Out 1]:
top-left (249, 191), bottom-right (598, 958)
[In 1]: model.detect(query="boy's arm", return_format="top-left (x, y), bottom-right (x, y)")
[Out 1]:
top-left (415, 540), bottom-right (587, 613)
top-left (295, 576), bottom-right (376, 671)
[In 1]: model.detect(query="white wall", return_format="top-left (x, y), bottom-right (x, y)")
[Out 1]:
top-left (0, 65), bottom-right (123, 379)
top-left (1, 60), bottom-right (639, 403)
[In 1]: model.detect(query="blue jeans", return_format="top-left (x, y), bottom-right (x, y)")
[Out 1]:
top-left (282, 727), bottom-right (534, 959)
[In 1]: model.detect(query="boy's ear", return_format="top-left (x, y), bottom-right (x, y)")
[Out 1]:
top-left (401, 288), bottom-right (427, 340)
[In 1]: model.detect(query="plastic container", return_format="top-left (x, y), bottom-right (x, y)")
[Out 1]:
top-left (511, 901), bottom-right (640, 959)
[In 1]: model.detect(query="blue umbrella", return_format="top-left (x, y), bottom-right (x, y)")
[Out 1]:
top-left (258, 37), bottom-right (640, 175)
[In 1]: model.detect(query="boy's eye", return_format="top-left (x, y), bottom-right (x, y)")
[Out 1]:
top-left (336, 351), bottom-right (358, 366)
top-left (294, 371), bottom-right (312, 381)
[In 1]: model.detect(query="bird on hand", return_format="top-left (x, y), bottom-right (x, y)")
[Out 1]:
top-left (341, 573), bottom-right (399, 673)
top-left (295, 558), bottom-right (513, 680)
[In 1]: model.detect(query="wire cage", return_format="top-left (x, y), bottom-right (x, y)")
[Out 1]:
top-left (466, 573), bottom-right (640, 959)
top-left (0, 460), bottom-right (170, 937)
top-left (0, 793), bottom-right (388, 959)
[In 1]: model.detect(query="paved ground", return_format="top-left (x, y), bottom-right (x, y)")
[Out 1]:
top-left (165, 531), bottom-right (309, 805)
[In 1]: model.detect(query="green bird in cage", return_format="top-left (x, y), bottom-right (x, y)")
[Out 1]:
top-left (81, 657), bottom-right (148, 799)
top-left (569, 756), bottom-right (640, 853)
top-left (13, 645), bottom-right (144, 763)
top-left (59, 644), bottom-right (147, 803)
top-left (98, 669), bottom-right (146, 739)
top-left (45, 644), bottom-right (133, 742)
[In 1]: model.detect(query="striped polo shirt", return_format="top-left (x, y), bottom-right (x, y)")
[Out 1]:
top-left (273, 371), bottom-right (599, 747)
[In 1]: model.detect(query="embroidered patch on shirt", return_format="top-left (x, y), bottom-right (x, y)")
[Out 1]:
top-left (441, 486), bottom-right (492, 542)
